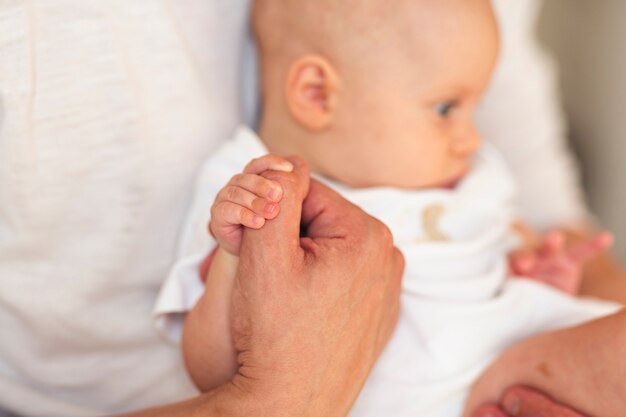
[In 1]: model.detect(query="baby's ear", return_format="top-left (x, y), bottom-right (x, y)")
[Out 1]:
top-left (285, 55), bottom-right (339, 132)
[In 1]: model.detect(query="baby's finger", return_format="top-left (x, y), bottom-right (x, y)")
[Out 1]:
top-left (567, 232), bottom-right (613, 264)
top-left (216, 185), bottom-right (280, 219)
top-left (212, 201), bottom-right (266, 230)
top-left (244, 154), bottom-right (294, 175)
top-left (228, 173), bottom-right (284, 202)
top-left (509, 250), bottom-right (536, 275)
top-left (539, 231), bottom-right (565, 257)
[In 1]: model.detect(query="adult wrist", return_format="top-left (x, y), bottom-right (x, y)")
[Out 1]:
top-left (218, 375), bottom-right (310, 417)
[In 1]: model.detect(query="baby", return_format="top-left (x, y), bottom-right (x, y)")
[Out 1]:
top-left (154, 0), bottom-right (622, 415)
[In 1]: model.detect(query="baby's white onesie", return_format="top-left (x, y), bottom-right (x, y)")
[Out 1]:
top-left (154, 126), bottom-right (621, 417)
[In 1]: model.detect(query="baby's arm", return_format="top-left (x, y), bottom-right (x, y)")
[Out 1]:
top-left (182, 155), bottom-right (294, 392)
top-left (464, 309), bottom-right (626, 417)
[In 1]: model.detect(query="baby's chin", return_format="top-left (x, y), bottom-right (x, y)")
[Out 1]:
top-left (427, 167), bottom-right (470, 190)
top-left (381, 171), bottom-right (468, 191)
top-left (438, 171), bottom-right (467, 190)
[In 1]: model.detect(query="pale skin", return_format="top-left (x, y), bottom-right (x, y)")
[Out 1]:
top-left (183, 0), bottom-right (625, 413)
top-left (117, 158), bottom-right (404, 417)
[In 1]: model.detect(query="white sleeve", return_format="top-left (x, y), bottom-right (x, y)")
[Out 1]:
top-left (152, 157), bottom-right (223, 344)
top-left (153, 127), bottom-right (267, 343)
top-left (476, 0), bottom-right (590, 231)
top-left (153, 253), bottom-right (210, 343)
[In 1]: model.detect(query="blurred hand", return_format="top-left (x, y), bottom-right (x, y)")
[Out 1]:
top-left (230, 156), bottom-right (404, 416)
top-left (509, 230), bottom-right (612, 294)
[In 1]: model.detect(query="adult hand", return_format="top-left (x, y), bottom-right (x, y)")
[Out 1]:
top-left (116, 157), bottom-right (403, 417)
top-left (229, 156), bottom-right (404, 416)
top-left (465, 310), bottom-right (626, 417)
top-left (472, 386), bottom-right (587, 417)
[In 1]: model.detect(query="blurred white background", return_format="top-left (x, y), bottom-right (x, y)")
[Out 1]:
top-left (539, 1), bottom-right (626, 260)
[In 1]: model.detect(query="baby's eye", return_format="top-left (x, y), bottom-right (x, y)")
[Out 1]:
top-left (435, 101), bottom-right (457, 118)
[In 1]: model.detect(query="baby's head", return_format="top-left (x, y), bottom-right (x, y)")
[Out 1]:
top-left (253, 0), bottom-right (499, 189)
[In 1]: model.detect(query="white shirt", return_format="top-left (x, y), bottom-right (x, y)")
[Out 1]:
top-left (0, 1), bottom-right (251, 415)
top-left (478, 0), bottom-right (588, 230)
top-left (0, 0), bottom-right (590, 415)
top-left (155, 127), bottom-right (620, 417)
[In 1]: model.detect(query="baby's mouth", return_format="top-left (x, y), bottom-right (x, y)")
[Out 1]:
top-left (439, 169), bottom-right (468, 190)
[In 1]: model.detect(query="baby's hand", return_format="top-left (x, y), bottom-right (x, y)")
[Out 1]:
top-left (210, 154), bottom-right (294, 255)
top-left (509, 230), bottom-right (613, 295)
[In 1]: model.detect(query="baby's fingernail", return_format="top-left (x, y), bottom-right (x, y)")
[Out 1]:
top-left (268, 186), bottom-right (282, 201)
top-left (502, 394), bottom-right (520, 415)
top-left (269, 161), bottom-right (294, 172)
top-left (264, 202), bottom-right (278, 216)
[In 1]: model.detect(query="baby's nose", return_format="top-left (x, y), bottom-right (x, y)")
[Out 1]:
top-left (451, 124), bottom-right (481, 157)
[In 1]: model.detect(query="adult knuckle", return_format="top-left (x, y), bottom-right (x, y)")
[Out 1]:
top-left (226, 186), bottom-right (239, 201)
top-left (394, 247), bottom-right (405, 270)
top-left (238, 205), bottom-right (249, 221)
top-left (219, 202), bottom-right (231, 219)
top-left (212, 202), bottom-right (227, 223)
top-left (374, 220), bottom-right (394, 247)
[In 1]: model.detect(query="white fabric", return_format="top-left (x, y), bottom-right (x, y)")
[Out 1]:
top-left (0, 0), bottom-right (592, 416)
top-left (155, 127), bottom-right (621, 417)
top-left (0, 1), bottom-right (251, 416)
top-left (477, 0), bottom-right (589, 230)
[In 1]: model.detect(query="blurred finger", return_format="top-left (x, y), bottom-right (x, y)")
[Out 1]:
top-left (509, 250), bottom-right (536, 275)
top-left (472, 404), bottom-right (509, 417)
top-left (567, 232), bottom-right (613, 264)
top-left (539, 231), bottom-right (565, 257)
top-left (501, 387), bottom-right (586, 417)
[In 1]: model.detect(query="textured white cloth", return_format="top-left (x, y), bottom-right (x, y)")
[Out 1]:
top-left (155, 127), bottom-right (621, 416)
top-left (0, 0), bottom-right (592, 416)
top-left (0, 1), bottom-right (251, 416)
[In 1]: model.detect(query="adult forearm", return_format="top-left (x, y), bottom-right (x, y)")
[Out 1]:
top-left (465, 309), bottom-right (626, 417)
top-left (114, 382), bottom-right (279, 417)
